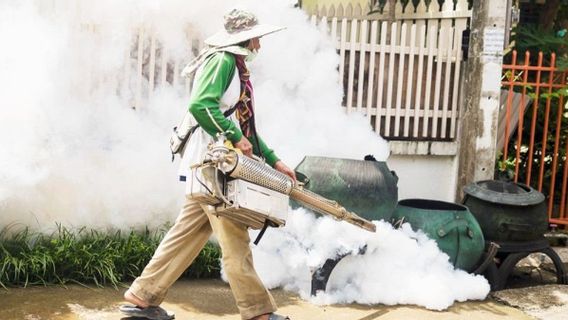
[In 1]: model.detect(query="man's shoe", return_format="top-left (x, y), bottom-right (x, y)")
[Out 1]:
top-left (119, 305), bottom-right (175, 320)
top-left (268, 313), bottom-right (290, 320)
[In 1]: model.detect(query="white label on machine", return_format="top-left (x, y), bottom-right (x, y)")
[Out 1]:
top-left (230, 179), bottom-right (289, 221)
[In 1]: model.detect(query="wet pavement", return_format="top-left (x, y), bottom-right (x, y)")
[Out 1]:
top-left (2, 247), bottom-right (567, 320)
top-left (493, 285), bottom-right (568, 320)
top-left (1, 279), bottom-right (533, 320)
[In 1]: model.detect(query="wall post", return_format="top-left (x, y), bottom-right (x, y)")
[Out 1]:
top-left (456, 1), bottom-right (508, 199)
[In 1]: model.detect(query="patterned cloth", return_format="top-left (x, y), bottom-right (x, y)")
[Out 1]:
top-left (234, 55), bottom-right (256, 138)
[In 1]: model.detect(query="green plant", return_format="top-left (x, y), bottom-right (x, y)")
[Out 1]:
top-left (0, 224), bottom-right (221, 289)
top-left (495, 152), bottom-right (516, 181)
top-left (497, 86), bottom-right (568, 206)
top-left (510, 25), bottom-right (568, 70)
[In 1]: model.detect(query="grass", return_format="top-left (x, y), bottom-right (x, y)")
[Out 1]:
top-left (0, 224), bottom-right (221, 289)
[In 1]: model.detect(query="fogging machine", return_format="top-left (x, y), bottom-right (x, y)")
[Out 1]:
top-left (189, 136), bottom-right (376, 233)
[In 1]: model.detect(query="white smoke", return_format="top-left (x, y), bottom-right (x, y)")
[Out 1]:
top-left (0, 0), bottom-right (489, 310)
top-left (249, 211), bottom-right (490, 310)
top-left (0, 0), bottom-right (386, 229)
top-left (0, 1), bottom-right (186, 229)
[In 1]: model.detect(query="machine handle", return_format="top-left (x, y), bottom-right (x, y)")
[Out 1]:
top-left (294, 171), bottom-right (310, 187)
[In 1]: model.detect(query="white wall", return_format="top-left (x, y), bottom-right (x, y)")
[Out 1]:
top-left (387, 141), bottom-right (459, 202)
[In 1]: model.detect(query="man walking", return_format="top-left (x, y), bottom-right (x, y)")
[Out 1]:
top-left (120, 8), bottom-right (295, 320)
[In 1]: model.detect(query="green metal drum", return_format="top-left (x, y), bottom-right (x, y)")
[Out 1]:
top-left (392, 199), bottom-right (485, 272)
top-left (293, 156), bottom-right (398, 222)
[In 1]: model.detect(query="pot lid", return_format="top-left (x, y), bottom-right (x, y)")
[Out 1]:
top-left (463, 180), bottom-right (545, 206)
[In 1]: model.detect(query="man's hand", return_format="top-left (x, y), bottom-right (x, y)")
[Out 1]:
top-left (274, 160), bottom-right (297, 182)
top-left (234, 136), bottom-right (253, 157)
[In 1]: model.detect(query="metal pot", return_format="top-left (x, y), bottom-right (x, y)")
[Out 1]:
top-left (462, 180), bottom-right (548, 242)
top-left (392, 199), bottom-right (485, 272)
top-left (294, 156), bottom-right (398, 222)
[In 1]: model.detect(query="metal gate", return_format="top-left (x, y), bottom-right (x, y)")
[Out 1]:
top-left (500, 50), bottom-right (568, 226)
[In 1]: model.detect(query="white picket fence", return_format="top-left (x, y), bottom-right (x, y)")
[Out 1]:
top-left (125, 29), bottom-right (204, 111)
top-left (38, 0), bottom-right (471, 141)
top-left (309, 0), bottom-right (471, 140)
top-left (119, 0), bottom-right (472, 141)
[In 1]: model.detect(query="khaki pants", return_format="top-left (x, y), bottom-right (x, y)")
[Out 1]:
top-left (129, 196), bottom-right (277, 320)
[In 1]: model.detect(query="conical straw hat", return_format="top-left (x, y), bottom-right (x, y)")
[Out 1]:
top-left (205, 9), bottom-right (285, 47)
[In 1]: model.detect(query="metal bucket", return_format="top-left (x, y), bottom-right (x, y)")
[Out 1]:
top-left (462, 180), bottom-right (548, 242)
top-left (294, 156), bottom-right (399, 222)
top-left (392, 199), bottom-right (485, 272)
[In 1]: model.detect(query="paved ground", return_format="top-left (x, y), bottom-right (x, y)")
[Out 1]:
top-left (2, 247), bottom-right (568, 320)
top-left (0, 279), bottom-right (533, 320)
top-left (487, 246), bottom-right (568, 320)
top-left (493, 285), bottom-right (568, 320)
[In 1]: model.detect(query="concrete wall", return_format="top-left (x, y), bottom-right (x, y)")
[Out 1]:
top-left (387, 141), bottom-right (460, 202)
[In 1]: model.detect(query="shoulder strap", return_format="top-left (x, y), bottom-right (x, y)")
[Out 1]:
top-left (180, 45), bottom-right (249, 79)
top-left (194, 102), bottom-right (239, 130)
top-left (172, 103), bottom-right (239, 162)
top-left (182, 46), bottom-right (242, 134)
top-left (172, 47), bottom-right (245, 161)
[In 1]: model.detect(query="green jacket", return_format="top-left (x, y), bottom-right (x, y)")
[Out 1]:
top-left (188, 51), bottom-right (279, 167)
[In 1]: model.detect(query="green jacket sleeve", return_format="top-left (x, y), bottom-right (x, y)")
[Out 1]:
top-left (250, 134), bottom-right (280, 167)
top-left (188, 52), bottom-right (243, 143)
top-left (189, 51), bottom-right (280, 167)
